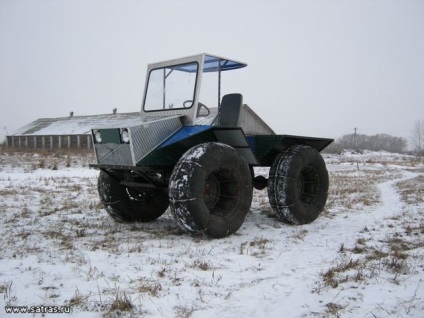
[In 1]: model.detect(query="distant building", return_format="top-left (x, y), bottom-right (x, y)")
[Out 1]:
top-left (6, 111), bottom-right (140, 150)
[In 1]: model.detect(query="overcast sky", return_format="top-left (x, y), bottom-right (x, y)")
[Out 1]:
top-left (1, 0), bottom-right (423, 145)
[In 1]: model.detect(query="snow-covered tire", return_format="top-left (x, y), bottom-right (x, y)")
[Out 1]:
top-left (169, 142), bottom-right (253, 238)
top-left (268, 145), bottom-right (329, 224)
top-left (98, 171), bottom-right (169, 222)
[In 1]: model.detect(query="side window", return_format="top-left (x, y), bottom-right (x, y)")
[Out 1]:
top-left (144, 63), bottom-right (198, 111)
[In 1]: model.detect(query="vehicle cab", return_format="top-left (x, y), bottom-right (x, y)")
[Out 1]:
top-left (140, 53), bottom-right (247, 125)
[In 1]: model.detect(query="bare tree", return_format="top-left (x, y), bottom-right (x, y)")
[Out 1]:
top-left (411, 119), bottom-right (424, 156)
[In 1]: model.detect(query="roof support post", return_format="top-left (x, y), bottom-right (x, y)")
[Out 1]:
top-left (67, 136), bottom-right (71, 149)
top-left (58, 136), bottom-right (62, 149)
top-left (77, 135), bottom-right (81, 149)
top-left (33, 136), bottom-right (36, 149)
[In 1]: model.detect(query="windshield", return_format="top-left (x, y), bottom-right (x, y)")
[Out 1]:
top-left (144, 62), bottom-right (198, 112)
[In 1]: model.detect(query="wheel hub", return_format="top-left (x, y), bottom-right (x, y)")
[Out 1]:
top-left (298, 166), bottom-right (319, 205)
top-left (203, 173), bottom-right (220, 209)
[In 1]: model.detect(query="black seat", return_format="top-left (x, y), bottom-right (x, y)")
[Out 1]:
top-left (218, 93), bottom-right (243, 127)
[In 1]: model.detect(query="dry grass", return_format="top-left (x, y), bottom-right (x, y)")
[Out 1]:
top-left (0, 149), bottom-right (95, 172)
top-left (318, 258), bottom-right (362, 290)
top-left (325, 170), bottom-right (394, 211)
top-left (174, 305), bottom-right (195, 318)
top-left (239, 236), bottom-right (271, 257)
top-left (137, 280), bottom-right (162, 297)
top-left (69, 288), bottom-right (89, 307)
top-left (107, 289), bottom-right (134, 313)
top-left (396, 175), bottom-right (424, 205)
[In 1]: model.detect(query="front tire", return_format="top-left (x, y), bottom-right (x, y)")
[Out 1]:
top-left (268, 145), bottom-right (329, 224)
top-left (98, 171), bottom-right (169, 222)
top-left (169, 142), bottom-right (253, 238)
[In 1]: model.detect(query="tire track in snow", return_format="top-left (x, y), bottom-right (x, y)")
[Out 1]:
top-left (209, 170), bottom-right (420, 318)
top-left (364, 170), bottom-right (417, 224)
top-left (314, 170), bottom-right (419, 250)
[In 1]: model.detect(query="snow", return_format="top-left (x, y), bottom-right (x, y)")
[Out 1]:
top-left (0, 150), bottom-right (423, 317)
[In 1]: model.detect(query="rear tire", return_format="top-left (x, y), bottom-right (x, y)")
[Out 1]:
top-left (98, 171), bottom-right (169, 222)
top-left (268, 145), bottom-right (329, 224)
top-left (169, 142), bottom-right (253, 238)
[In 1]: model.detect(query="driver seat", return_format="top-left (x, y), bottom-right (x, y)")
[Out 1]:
top-left (217, 93), bottom-right (243, 127)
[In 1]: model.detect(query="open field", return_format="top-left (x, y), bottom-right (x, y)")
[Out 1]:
top-left (0, 149), bottom-right (423, 317)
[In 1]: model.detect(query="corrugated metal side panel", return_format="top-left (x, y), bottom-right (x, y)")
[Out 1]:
top-left (238, 105), bottom-right (275, 135)
top-left (96, 144), bottom-right (133, 166)
top-left (130, 116), bottom-right (182, 163)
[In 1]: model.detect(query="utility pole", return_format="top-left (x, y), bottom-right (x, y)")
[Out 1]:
top-left (353, 127), bottom-right (360, 171)
top-left (353, 127), bottom-right (358, 150)
top-left (418, 121), bottom-right (422, 156)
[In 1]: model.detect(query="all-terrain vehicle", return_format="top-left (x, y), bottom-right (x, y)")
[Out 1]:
top-left (90, 53), bottom-right (333, 238)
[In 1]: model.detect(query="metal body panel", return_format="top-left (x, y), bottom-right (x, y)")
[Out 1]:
top-left (238, 105), bottom-right (275, 135)
top-left (248, 134), bottom-right (334, 166)
top-left (93, 116), bottom-right (182, 166)
top-left (95, 143), bottom-right (133, 166)
top-left (160, 126), bottom-right (212, 148)
top-left (130, 116), bottom-right (182, 163)
top-left (138, 127), bottom-right (258, 166)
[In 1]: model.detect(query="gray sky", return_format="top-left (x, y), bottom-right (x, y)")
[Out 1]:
top-left (1, 0), bottom-right (423, 145)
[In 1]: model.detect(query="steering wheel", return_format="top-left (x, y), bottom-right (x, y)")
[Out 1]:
top-left (183, 100), bottom-right (210, 117)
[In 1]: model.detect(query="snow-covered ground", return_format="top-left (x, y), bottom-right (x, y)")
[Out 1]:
top-left (0, 150), bottom-right (423, 317)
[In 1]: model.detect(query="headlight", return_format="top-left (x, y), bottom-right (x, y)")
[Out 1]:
top-left (120, 128), bottom-right (130, 144)
top-left (93, 130), bottom-right (102, 143)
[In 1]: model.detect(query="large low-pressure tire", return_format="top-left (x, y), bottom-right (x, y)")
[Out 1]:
top-left (98, 171), bottom-right (169, 222)
top-left (268, 144), bottom-right (329, 225)
top-left (169, 142), bottom-right (253, 238)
